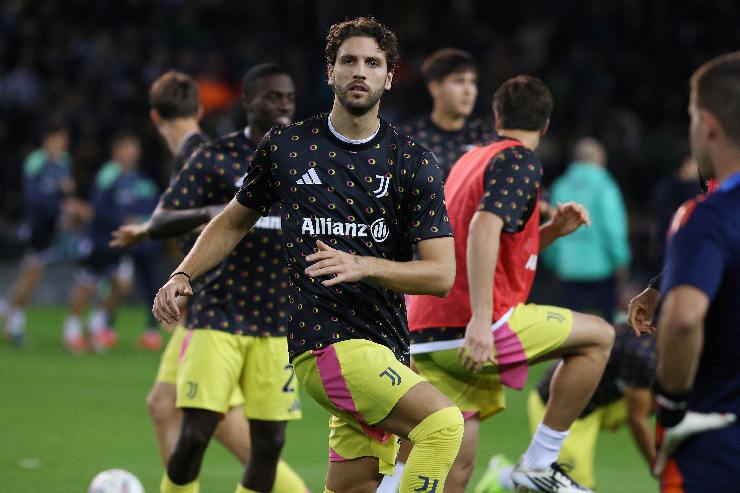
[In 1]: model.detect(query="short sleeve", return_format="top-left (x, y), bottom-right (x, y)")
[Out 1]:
top-left (479, 146), bottom-right (542, 232)
top-left (405, 151), bottom-right (453, 243)
top-left (661, 203), bottom-right (728, 300)
top-left (160, 147), bottom-right (211, 210)
top-left (235, 132), bottom-right (277, 216)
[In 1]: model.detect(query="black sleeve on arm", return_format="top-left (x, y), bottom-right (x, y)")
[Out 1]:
top-left (235, 131), bottom-right (278, 215)
top-left (479, 146), bottom-right (543, 233)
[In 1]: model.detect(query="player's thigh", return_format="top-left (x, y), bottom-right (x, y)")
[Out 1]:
top-left (555, 311), bottom-right (614, 354)
top-left (326, 456), bottom-right (383, 493)
top-left (241, 336), bottom-right (301, 421)
top-left (293, 340), bottom-right (427, 476)
top-left (176, 329), bottom-right (243, 414)
top-left (413, 349), bottom-right (507, 420)
top-left (147, 380), bottom-right (178, 419)
top-left (155, 325), bottom-right (189, 385)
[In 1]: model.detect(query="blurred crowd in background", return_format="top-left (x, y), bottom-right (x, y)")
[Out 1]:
top-left (1, 0), bottom-right (738, 309)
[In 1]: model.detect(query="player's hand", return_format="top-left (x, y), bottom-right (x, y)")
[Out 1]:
top-left (152, 274), bottom-right (193, 324)
top-left (305, 240), bottom-right (367, 286)
top-left (458, 315), bottom-right (495, 374)
top-left (110, 222), bottom-right (150, 248)
top-left (627, 287), bottom-right (660, 336)
top-left (550, 202), bottom-right (591, 237)
top-left (653, 411), bottom-right (736, 476)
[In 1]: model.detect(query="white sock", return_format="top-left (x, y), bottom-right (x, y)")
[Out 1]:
top-left (88, 309), bottom-right (108, 335)
top-left (376, 461), bottom-right (404, 493)
top-left (6, 308), bottom-right (26, 335)
top-left (64, 315), bottom-right (83, 341)
top-left (521, 423), bottom-right (569, 470)
top-left (499, 465), bottom-right (515, 490)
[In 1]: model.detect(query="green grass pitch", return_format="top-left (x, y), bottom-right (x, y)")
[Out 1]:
top-left (0, 306), bottom-right (655, 492)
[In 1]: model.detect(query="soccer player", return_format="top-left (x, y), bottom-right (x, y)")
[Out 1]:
top-left (110, 67), bottom-right (308, 492)
top-left (62, 132), bottom-right (159, 352)
top-left (407, 75), bottom-right (614, 492)
top-left (400, 48), bottom-right (492, 177)
top-left (652, 51), bottom-right (740, 492)
top-left (1, 120), bottom-right (80, 346)
top-left (476, 323), bottom-right (655, 491)
top-left (153, 17), bottom-right (464, 493)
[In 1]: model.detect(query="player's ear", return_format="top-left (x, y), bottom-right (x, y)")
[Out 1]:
top-left (196, 104), bottom-right (204, 122)
top-left (427, 80), bottom-right (439, 99)
top-left (540, 118), bottom-right (551, 137)
top-left (493, 109), bottom-right (502, 132)
top-left (327, 64), bottom-right (335, 86)
top-left (150, 109), bottom-right (162, 126)
top-left (702, 109), bottom-right (721, 142)
top-left (385, 69), bottom-right (393, 90)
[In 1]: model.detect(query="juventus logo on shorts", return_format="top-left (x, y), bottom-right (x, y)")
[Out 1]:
top-left (379, 366), bottom-right (402, 386)
top-left (372, 175), bottom-right (391, 198)
top-left (185, 381), bottom-right (198, 399)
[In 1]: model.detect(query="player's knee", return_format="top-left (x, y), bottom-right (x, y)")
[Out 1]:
top-left (410, 406), bottom-right (464, 451)
top-left (178, 410), bottom-right (219, 449)
top-left (146, 388), bottom-right (175, 423)
top-left (251, 425), bottom-right (286, 463)
top-left (178, 422), bottom-right (214, 451)
top-left (594, 318), bottom-right (615, 354)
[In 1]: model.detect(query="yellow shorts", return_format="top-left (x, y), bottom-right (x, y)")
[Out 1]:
top-left (293, 339), bottom-right (426, 476)
top-left (176, 329), bottom-right (301, 420)
top-left (156, 324), bottom-right (188, 385)
top-left (411, 303), bottom-right (573, 420)
top-left (528, 390), bottom-right (627, 489)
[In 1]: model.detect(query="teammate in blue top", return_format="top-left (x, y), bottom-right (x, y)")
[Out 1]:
top-left (653, 51), bottom-right (740, 492)
top-left (62, 132), bottom-right (160, 352)
top-left (2, 120), bottom-right (86, 346)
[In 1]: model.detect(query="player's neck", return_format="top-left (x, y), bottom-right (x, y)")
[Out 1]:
top-left (329, 101), bottom-right (380, 141)
top-left (430, 108), bottom-right (465, 132)
top-left (712, 146), bottom-right (740, 184)
top-left (160, 119), bottom-right (201, 155)
top-left (497, 129), bottom-right (540, 151)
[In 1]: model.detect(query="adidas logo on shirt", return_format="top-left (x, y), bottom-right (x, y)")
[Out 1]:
top-left (297, 168), bottom-right (322, 185)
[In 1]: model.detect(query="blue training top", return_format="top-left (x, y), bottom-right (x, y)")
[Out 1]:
top-left (662, 172), bottom-right (740, 414)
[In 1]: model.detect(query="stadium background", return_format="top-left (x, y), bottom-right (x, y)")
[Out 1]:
top-left (1, 1), bottom-right (737, 491)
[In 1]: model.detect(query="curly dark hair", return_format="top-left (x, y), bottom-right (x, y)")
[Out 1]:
top-left (325, 16), bottom-right (399, 72)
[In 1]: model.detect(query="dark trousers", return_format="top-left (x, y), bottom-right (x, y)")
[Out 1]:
top-left (560, 277), bottom-right (616, 322)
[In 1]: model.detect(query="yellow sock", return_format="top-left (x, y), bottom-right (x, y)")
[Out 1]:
top-left (160, 473), bottom-right (199, 493)
top-left (273, 460), bottom-right (309, 493)
top-left (400, 406), bottom-right (464, 493)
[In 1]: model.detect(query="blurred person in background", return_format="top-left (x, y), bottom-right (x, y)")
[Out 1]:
top-left (110, 68), bottom-right (308, 492)
top-left (544, 137), bottom-right (631, 322)
top-left (62, 132), bottom-right (160, 353)
top-left (400, 48), bottom-right (492, 177)
top-left (119, 63), bottom-right (307, 493)
top-left (476, 323), bottom-right (656, 492)
top-left (649, 153), bottom-right (700, 269)
top-left (1, 120), bottom-right (89, 346)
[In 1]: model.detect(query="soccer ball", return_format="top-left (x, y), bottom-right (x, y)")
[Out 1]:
top-left (88, 469), bottom-right (145, 493)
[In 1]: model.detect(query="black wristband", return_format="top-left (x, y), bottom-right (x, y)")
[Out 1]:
top-left (653, 380), bottom-right (689, 427)
top-left (647, 272), bottom-right (662, 290)
top-left (169, 271), bottom-right (191, 284)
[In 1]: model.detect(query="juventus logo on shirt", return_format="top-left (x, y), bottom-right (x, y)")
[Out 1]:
top-left (372, 175), bottom-right (391, 198)
top-left (297, 168), bottom-right (322, 185)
